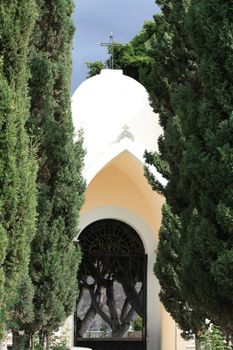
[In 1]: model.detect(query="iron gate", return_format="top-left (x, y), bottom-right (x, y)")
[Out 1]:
top-left (74, 219), bottom-right (148, 350)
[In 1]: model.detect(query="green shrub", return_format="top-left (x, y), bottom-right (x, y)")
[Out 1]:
top-left (34, 334), bottom-right (68, 350)
top-left (133, 316), bottom-right (142, 331)
top-left (50, 335), bottom-right (68, 350)
top-left (201, 325), bottom-right (229, 350)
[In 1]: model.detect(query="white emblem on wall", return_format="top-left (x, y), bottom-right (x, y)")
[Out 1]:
top-left (117, 124), bottom-right (134, 143)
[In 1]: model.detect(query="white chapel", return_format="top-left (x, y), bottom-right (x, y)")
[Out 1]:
top-left (63, 69), bottom-right (194, 350)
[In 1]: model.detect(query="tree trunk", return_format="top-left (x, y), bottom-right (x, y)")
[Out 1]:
top-left (195, 336), bottom-right (202, 350)
top-left (111, 324), bottom-right (131, 338)
top-left (106, 282), bottom-right (120, 331)
top-left (39, 331), bottom-right (46, 350)
top-left (30, 334), bottom-right (34, 350)
top-left (12, 331), bottom-right (31, 350)
top-left (46, 334), bottom-right (50, 350)
top-left (22, 331), bottom-right (33, 350)
top-left (120, 276), bottom-right (143, 317)
top-left (79, 304), bottom-right (97, 336)
top-left (78, 284), bottom-right (106, 336)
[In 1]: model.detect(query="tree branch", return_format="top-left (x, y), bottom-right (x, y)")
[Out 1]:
top-left (87, 284), bottom-right (112, 327)
top-left (120, 298), bottom-right (131, 323)
top-left (106, 281), bottom-right (120, 328)
top-left (85, 258), bottom-right (108, 287)
top-left (125, 305), bottom-right (137, 324)
top-left (76, 285), bottom-right (84, 313)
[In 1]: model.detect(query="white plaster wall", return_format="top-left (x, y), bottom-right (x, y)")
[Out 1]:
top-left (72, 69), bottom-right (162, 170)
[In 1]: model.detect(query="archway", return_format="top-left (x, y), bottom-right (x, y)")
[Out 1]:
top-left (74, 219), bottom-right (147, 350)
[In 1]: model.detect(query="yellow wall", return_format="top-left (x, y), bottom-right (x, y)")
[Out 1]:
top-left (160, 305), bottom-right (176, 350)
top-left (160, 304), bottom-right (195, 350)
top-left (79, 152), bottom-right (192, 350)
top-left (81, 151), bottom-right (164, 238)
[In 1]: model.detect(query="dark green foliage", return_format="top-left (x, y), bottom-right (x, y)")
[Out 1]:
top-left (12, 275), bottom-right (34, 328)
top-left (22, 0), bottom-right (85, 341)
top-left (11, 275), bottom-right (34, 350)
top-left (133, 316), bottom-right (142, 331)
top-left (141, 0), bottom-right (207, 339)
top-left (86, 61), bottom-right (105, 78)
top-left (0, 0), bottom-right (37, 338)
top-left (154, 204), bottom-right (206, 339)
top-left (143, 0), bottom-right (233, 337)
top-left (177, 0), bottom-right (233, 333)
top-left (201, 325), bottom-right (229, 350)
top-left (108, 21), bottom-right (154, 81)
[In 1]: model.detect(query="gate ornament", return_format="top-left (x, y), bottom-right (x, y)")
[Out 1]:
top-left (79, 219), bottom-right (144, 257)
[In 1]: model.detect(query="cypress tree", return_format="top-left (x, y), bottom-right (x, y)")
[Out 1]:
top-left (142, 0), bottom-right (207, 339)
top-left (22, 0), bottom-right (85, 346)
top-left (201, 325), bottom-right (229, 350)
top-left (0, 0), bottom-right (37, 340)
top-left (177, 0), bottom-right (233, 333)
top-left (154, 204), bottom-right (206, 340)
top-left (144, 0), bottom-right (233, 338)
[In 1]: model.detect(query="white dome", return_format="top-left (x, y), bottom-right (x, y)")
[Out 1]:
top-left (72, 69), bottom-right (162, 172)
top-left (72, 69), bottom-right (148, 128)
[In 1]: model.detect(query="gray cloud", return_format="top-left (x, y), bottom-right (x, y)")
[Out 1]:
top-left (71, 0), bottom-right (159, 93)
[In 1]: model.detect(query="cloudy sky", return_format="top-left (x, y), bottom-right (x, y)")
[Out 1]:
top-left (71, 0), bottom-right (160, 93)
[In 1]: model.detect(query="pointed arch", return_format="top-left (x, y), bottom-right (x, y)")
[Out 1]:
top-left (84, 140), bottom-right (165, 186)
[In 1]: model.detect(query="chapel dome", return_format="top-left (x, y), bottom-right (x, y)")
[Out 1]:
top-left (72, 69), bottom-right (161, 168)
top-left (72, 69), bottom-right (149, 127)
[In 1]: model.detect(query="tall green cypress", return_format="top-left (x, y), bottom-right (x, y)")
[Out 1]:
top-left (144, 0), bottom-right (233, 337)
top-left (177, 0), bottom-right (233, 333)
top-left (154, 204), bottom-right (206, 340)
top-left (0, 0), bottom-right (37, 340)
top-left (22, 0), bottom-right (85, 346)
top-left (142, 0), bottom-right (207, 338)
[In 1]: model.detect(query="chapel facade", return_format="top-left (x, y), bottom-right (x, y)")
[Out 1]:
top-left (63, 69), bottom-right (195, 350)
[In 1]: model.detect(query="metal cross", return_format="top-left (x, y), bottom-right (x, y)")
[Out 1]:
top-left (98, 33), bottom-right (122, 69)
top-left (99, 32), bottom-right (114, 69)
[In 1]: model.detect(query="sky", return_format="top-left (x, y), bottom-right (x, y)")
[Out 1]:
top-left (71, 0), bottom-right (160, 93)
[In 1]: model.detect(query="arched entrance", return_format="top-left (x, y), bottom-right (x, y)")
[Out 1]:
top-left (74, 219), bottom-right (147, 350)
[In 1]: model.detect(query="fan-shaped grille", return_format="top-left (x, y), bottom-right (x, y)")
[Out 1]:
top-left (79, 219), bottom-right (144, 257)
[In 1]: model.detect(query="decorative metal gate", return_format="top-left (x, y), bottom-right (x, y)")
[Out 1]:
top-left (74, 219), bottom-right (147, 350)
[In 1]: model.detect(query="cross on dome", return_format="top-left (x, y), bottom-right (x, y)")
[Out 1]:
top-left (98, 33), bottom-right (122, 69)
